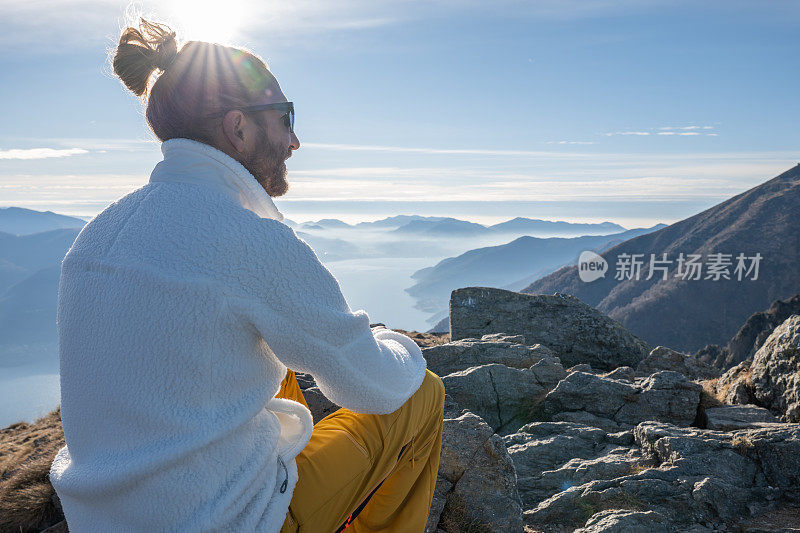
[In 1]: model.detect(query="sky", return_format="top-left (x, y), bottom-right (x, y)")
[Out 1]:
top-left (1, 0), bottom-right (798, 227)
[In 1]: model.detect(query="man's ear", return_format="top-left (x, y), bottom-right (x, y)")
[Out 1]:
top-left (222, 110), bottom-right (247, 153)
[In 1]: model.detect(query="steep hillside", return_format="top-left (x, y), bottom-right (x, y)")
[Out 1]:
top-left (523, 164), bottom-right (800, 353)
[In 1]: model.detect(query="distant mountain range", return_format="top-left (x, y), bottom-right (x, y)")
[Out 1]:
top-left (414, 224), bottom-right (666, 323)
top-left (0, 228), bottom-right (81, 366)
top-left (0, 229), bottom-right (81, 294)
top-left (391, 218), bottom-right (489, 237)
top-left (2, 210), bottom-right (629, 367)
top-left (0, 207), bottom-right (85, 236)
top-left (391, 217), bottom-right (626, 238)
top-left (294, 215), bottom-right (626, 238)
top-left (522, 164), bottom-right (800, 354)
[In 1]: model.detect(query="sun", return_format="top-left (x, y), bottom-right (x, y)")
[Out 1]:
top-left (165, 0), bottom-right (247, 44)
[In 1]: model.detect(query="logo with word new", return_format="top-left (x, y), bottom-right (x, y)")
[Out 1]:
top-left (578, 251), bottom-right (608, 282)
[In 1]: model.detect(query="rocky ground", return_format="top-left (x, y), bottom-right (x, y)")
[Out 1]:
top-left (1, 294), bottom-right (799, 532)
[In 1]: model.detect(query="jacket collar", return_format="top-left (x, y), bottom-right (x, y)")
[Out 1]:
top-left (149, 138), bottom-right (284, 222)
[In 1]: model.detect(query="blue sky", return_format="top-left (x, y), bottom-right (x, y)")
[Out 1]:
top-left (1, 0), bottom-right (798, 226)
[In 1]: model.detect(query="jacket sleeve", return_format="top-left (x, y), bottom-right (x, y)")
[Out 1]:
top-left (224, 217), bottom-right (427, 415)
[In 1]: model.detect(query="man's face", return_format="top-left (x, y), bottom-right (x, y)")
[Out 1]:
top-left (238, 84), bottom-right (300, 197)
top-left (242, 116), bottom-right (291, 197)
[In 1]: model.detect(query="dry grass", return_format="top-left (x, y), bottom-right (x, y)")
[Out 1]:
top-left (736, 504), bottom-right (800, 529)
top-left (700, 378), bottom-right (724, 407)
top-left (1, 408), bottom-right (64, 481)
top-left (438, 493), bottom-right (494, 533)
top-left (0, 407), bottom-right (65, 533)
top-left (392, 329), bottom-right (450, 348)
top-left (731, 434), bottom-right (756, 451)
top-left (709, 367), bottom-right (754, 404)
top-left (628, 464), bottom-right (653, 475)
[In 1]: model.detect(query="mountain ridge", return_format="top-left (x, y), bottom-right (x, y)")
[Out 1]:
top-left (522, 164), bottom-right (800, 353)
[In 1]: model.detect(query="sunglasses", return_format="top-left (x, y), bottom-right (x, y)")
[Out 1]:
top-left (206, 101), bottom-right (294, 133)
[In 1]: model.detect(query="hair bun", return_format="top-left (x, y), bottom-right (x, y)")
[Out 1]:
top-left (112, 18), bottom-right (178, 97)
top-left (154, 34), bottom-right (178, 71)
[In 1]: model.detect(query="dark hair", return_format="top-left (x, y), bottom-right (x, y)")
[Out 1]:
top-left (112, 18), bottom-right (278, 144)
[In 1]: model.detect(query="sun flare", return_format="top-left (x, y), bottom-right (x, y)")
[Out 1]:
top-left (166, 0), bottom-right (247, 44)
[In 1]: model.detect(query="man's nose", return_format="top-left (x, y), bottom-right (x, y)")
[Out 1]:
top-left (290, 131), bottom-right (300, 151)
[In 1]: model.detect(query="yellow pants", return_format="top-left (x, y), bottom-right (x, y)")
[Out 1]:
top-left (277, 369), bottom-right (445, 533)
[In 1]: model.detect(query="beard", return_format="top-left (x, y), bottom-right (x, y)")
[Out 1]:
top-left (241, 122), bottom-right (290, 197)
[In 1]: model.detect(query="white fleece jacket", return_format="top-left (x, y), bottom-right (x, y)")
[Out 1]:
top-left (49, 138), bottom-right (428, 532)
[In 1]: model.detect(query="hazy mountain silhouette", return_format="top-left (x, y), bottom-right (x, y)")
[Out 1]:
top-left (354, 215), bottom-right (452, 229)
top-left (488, 218), bottom-right (625, 236)
top-left (407, 225), bottom-right (665, 315)
top-left (0, 264), bottom-right (60, 354)
top-left (294, 231), bottom-right (362, 261)
top-left (0, 229), bottom-right (81, 294)
top-left (391, 218), bottom-right (491, 237)
top-left (298, 219), bottom-right (354, 230)
top-left (0, 207), bottom-right (85, 236)
top-left (522, 164), bottom-right (800, 353)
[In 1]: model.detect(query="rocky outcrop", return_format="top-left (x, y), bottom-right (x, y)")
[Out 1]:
top-left (717, 314), bottom-right (800, 422)
top-left (448, 287), bottom-right (650, 371)
top-left (428, 402), bottom-right (524, 532)
top-left (523, 164), bottom-right (800, 355)
top-left (504, 422), bottom-right (644, 508)
top-left (523, 421), bottom-right (800, 532)
top-left (422, 333), bottom-right (558, 377)
top-left (704, 405), bottom-right (779, 431)
top-left (575, 509), bottom-right (670, 533)
top-left (715, 359), bottom-right (755, 405)
top-left (441, 363), bottom-right (551, 436)
top-left (539, 370), bottom-right (701, 431)
top-left (636, 346), bottom-right (719, 380)
top-left (5, 302), bottom-right (800, 533)
top-left (696, 294), bottom-right (800, 370)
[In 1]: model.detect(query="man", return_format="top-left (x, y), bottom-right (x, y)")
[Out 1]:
top-left (49, 18), bottom-right (445, 532)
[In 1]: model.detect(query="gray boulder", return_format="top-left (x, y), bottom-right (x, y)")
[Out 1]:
top-left (704, 405), bottom-right (780, 431)
top-left (540, 371), bottom-right (701, 429)
top-left (430, 410), bottom-right (523, 532)
top-left (636, 346), bottom-right (719, 380)
top-left (616, 371), bottom-right (702, 427)
top-left (718, 314), bottom-right (800, 422)
top-left (716, 359), bottom-right (756, 405)
top-left (504, 422), bottom-right (637, 508)
top-left (574, 509), bottom-right (670, 533)
top-left (302, 386), bottom-right (339, 424)
top-left (441, 363), bottom-right (555, 435)
top-left (449, 287), bottom-right (651, 371)
top-left (749, 314), bottom-right (800, 422)
top-left (422, 334), bottom-right (559, 377)
top-left (601, 366), bottom-right (635, 382)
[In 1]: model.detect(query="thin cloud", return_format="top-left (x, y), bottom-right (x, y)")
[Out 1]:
top-left (609, 125), bottom-right (717, 138)
top-left (5, 152), bottom-right (797, 216)
top-left (658, 125), bottom-right (714, 131)
top-left (302, 142), bottom-right (596, 158)
top-left (0, 148), bottom-right (89, 160)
